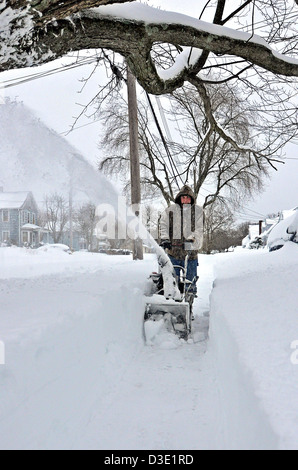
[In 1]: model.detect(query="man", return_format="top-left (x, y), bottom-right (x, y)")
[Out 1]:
top-left (159, 185), bottom-right (204, 309)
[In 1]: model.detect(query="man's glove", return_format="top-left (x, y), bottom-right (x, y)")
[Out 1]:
top-left (184, 239), bottom-right (195, 251)
top-left (160, 240), bottom-right (172, 251)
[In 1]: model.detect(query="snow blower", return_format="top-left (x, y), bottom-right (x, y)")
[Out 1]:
top-left (144, 249), bottom-right (194, 341)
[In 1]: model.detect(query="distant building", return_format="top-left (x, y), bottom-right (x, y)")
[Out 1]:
top-left (57, 230), bottom-right (96, 252)
top-left (0, 189), bottom-right (48, 247)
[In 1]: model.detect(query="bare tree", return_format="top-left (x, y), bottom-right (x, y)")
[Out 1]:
top-left (75, 202), bottom-right (99, 251)
top-left (98, 81), bottom-right (272, 207)
top-left (203, 200), bottom-right (235, 253)
top-left (42, 193), bottom-right (69, 243)
top-left (202, 200), bottom-right (251, 253)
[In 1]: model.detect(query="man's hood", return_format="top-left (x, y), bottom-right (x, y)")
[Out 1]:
top-left (174, 185), bottom-right (196, 205)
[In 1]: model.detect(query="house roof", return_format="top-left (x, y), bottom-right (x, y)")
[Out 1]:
top-left (0, 191), bottom-right (32, 209)
top-left (21, 223), bottom-right (42, 230)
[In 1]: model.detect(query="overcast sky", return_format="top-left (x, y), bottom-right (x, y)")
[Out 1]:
top-left (1, 0), bottom-right (297, 222)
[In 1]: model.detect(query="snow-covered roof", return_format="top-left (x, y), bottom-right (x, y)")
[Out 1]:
top-left (21, 224), bottom-right (42, 230)
top-left (0, 191), bottom-right (31, 209)
top-left (265, 218), bottom-right (277, 226)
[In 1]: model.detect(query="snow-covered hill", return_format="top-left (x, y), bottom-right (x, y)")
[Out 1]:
top-left (0, 99), bottom-right (118, 207)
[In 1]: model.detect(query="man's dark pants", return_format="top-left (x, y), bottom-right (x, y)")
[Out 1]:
top-left (169, 255), bottom-right (198, 294)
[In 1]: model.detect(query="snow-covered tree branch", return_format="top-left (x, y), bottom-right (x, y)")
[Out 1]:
top-left (1, 1), bottom-right (298, 95)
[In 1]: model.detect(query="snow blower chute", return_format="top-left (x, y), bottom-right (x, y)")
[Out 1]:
top-left (144, 249), bottom-right (194, 341)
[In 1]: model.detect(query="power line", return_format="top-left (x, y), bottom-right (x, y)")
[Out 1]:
top-left (138, 112), bottom-right (177, 187)
top-left (235, 207), bottom-right (266, 218)
top-left (0, 55), bottom-right (101, 89)
top-left (197, 187), bottom-right (268, 219)
top-left (146, 92), bottom-right (184, 189)
top-left (60, 117), bottom-right (102, 135)
top-left (155, 96), bottom-right (173, 142)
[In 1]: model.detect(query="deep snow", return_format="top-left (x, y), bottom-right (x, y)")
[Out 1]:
top-left (0, 243), bottom-right (298, 450)
top-left (210, 243), bottom-right (298, 450)
top-left (0, 248), bottom-right (218, 450)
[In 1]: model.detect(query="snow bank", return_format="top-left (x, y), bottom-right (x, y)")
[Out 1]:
top-left (209, 245), bottom-right (298, 449)
top-left (2, 239), bottom-right (298, 448)
top-left (0, 246), bottom-right (132, 279)
top-left (267, 210), bottom-right (298, 251)
top-left (0, 250), bottom-right (157, 449)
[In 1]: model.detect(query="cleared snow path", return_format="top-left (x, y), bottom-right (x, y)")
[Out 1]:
top-left (75, 338), bottom-right (221, 450)
top-left (0, 252), bottom-right (222, 450)
top-left (73, 254), bottom-right (221, 450)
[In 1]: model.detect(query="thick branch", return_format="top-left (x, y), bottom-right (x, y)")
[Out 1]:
top-left (1, 3), bottom-right (298, 95)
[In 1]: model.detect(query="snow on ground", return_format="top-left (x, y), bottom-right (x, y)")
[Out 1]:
top-left (0, 243), bottom-right (298, 449)
top-left (0, 249), bottom-right (154, 449)
top-left (209, 243), bottom-right (298, 450)
top-left (0, 247), bottom-right (220, 450)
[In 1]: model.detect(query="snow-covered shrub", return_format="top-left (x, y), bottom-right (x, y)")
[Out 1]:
top-left (249, 236), bottom-right (264, 250)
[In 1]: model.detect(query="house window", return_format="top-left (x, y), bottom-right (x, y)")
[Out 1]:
top-left (32, 213), bottom-right (36, 225)
top-left (2, 210), bottom-right (9, 222)
top-left (2, 231), bottom-right (10, 242)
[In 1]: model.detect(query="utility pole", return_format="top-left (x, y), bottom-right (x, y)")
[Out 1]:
top-left (127, 67), bottom-right (143, 260)
top-left (69, 156), bottom-right (74, 251)
top-left (69, 184), bottom-right (73, 251)
top-left (259, 219), bottom-right (263, 236)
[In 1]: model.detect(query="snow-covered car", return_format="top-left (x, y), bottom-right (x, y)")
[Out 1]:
top-left (267, 211), bottom-right (298, 252)
top-left (37, 244), bottom-right (72, 254)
